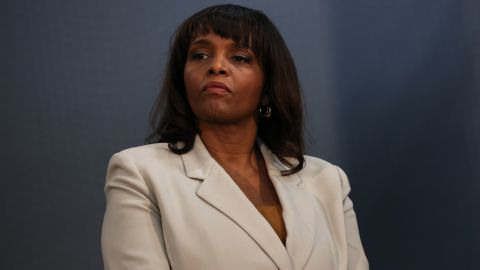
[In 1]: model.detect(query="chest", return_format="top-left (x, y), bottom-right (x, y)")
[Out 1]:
top-left (225, 163), bottom-right (287, 244)
top-left (150, 166), bottom-right (338, 270)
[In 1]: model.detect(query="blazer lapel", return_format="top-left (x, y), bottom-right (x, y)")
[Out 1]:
top-left (260, 143), bottom-right (316, 270)
top-left (181, 136), bottom-right (293, 270)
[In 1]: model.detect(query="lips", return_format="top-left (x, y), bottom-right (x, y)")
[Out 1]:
top-left (202, 81), bottom-right (231, 93)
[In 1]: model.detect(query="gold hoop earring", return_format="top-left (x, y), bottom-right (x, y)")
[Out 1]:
top-left (259, 105), bottom-right (271, 118)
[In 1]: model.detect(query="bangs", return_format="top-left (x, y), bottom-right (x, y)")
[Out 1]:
top-left (182, 5), bottom-right (266, 57)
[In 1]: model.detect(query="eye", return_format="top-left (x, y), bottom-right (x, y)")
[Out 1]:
top-left (232, 55), bottom-right (251, 63)
top-left (191, 52), bottom-right (208, 60)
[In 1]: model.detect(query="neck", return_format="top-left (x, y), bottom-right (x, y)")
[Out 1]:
top-left (198, 119), bottom-right (258, 170)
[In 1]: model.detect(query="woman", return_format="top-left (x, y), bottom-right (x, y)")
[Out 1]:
top-left (102, 4), bottom-right (368, 270)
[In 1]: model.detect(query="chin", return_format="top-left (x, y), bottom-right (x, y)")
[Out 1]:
top-left (195, 106), bottom-right (232, 123)
top-left (193, 105), bottom-right (256, 126)
top-left (198, 112), bottom-right (254, 126)
top-left (202, 114), bottom-right (240, 125)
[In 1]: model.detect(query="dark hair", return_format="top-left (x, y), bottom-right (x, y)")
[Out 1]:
top-left (146, 4), bottom-right (305, 175)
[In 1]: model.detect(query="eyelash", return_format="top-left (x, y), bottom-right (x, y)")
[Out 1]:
top-left (190, 52), bottom-right (251, 63)
top-left (232, 55), bottom-right (251, 63)
top-left (191, 52), bottom-right (208, 60)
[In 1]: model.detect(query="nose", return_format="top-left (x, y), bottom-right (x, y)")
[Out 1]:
top-left (208, 56), bottom-right (228, 76)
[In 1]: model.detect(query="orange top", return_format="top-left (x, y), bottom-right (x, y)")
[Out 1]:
top-left (256, 204), bottom-right (287, 245)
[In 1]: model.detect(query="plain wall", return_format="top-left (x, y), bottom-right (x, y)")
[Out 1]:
top-left (1, 0), bottom-right (479, 269)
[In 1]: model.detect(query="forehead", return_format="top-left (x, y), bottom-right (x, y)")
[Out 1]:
top-left (190, 32), bottom-right (249, 48)
top-left (187, 21), bottom-right (254, 47)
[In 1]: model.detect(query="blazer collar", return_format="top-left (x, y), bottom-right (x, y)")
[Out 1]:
top-left (180, 135), bottom-right (215, 180)
top-left (258, 138), bottom-right (316, 270)
top-left (181, 135), bottom-right (302, 185)
top-left (180, 135), bottom-right (314, 270)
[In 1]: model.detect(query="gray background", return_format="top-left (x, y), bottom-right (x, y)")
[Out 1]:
top-left (1, 0), bottom-right (479, 269)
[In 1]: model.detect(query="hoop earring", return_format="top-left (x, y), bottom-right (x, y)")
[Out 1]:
top-left (259, 105), bottom-right (272, 118)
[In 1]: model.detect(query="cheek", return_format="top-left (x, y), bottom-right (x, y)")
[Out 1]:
top-left (184, 64), bottom-right (212, 118)
top-left (183, 65), bottom-right (199, 92)
top-left (240, 71), bottom-right (264, 104)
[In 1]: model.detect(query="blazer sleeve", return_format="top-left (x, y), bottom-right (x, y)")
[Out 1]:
top-left (337, 166), bottom-right (369, 270)
top-left (101, 151), bottom-right (171, 270)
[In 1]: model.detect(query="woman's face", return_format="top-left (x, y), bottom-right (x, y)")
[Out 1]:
top-left (184, 32), bottom-right (264, 125)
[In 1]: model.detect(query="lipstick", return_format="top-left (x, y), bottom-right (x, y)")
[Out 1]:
top-left (202, 81), bottom-right (231, 94)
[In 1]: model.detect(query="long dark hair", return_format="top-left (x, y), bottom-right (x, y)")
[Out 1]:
top-left (146, 4), bottom-right (305, 175)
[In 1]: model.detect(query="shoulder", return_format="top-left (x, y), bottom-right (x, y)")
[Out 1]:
top-left (301, 155), bottom-right (333, 174)
top-left (112, 142), bottom-right (173, 161)
top-left (107, 143), bottom-right (183, 175)
top-left (297, 155), bottom-right (351, 199)
top-left (104, 143), bottom-right (186, 195)
top-left (298, 154), bottom-right (342, 179)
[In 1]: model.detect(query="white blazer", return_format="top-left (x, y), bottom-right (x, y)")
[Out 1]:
top-left (101, 135), bottom-right (369, 270)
